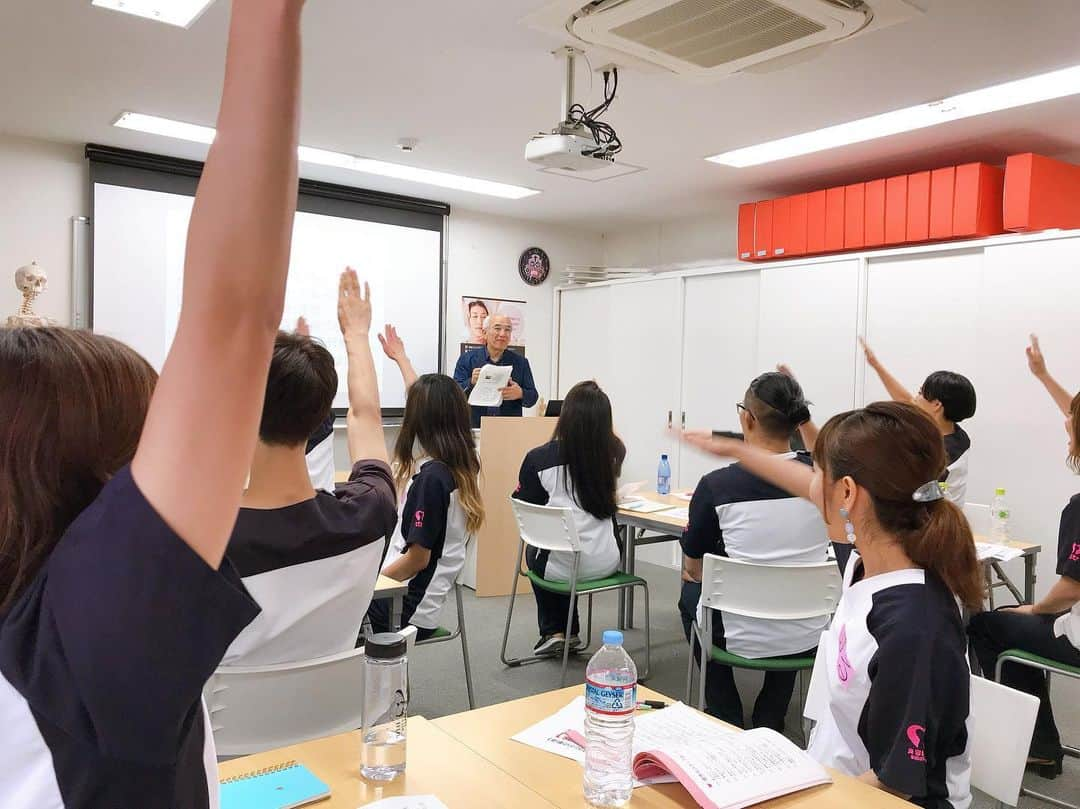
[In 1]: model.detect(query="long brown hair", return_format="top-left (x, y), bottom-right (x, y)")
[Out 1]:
top-left (814, 401), bottom-right (983, 610)
top-left (393, 374), bottom-right (483, 534)
top-left (1069, 392), bottom-right (1080, 475)
top-left (0, 328), bottom-right (157, 612)
top-left (553, 380), bottom-right (626, 520)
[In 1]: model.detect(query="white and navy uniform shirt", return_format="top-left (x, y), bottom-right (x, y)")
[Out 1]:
top-left (304, 414), bottom-right (336, 492)
top-left (1052, 495), bottom-right (1080, 650)
top-left (0, 466), bottom-right (260, 809)
top-left (223, 459), bottom-right (397, 666)
top-left (681, 452), bottom-right (830, 658)
top-left (942, 425), bottom-right (971, 507)
top-left (383, 458), bottom-right (472, 631)
top-left (512, 440), bottom-right (621, 582)
top-left (805, 554), bottom-right (972, 809)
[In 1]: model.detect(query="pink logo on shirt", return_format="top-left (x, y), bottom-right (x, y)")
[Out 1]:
top-left (836, 625), bottom-right (853, 685)
top-left (414, 510), bottom-right (425, 528)
top-left (906, 725), bottom-right (927, 763)
top-left (1069, 542), bottom-right (1080, 562)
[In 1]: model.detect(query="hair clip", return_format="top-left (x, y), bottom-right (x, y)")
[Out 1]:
top-left (912, 480), bottom-right (945, 503)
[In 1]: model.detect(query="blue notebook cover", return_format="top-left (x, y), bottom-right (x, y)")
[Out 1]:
top-left (220, 760), bottom-right (331, 809)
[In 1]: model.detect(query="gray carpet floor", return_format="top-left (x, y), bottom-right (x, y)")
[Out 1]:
top-left (410, 560), bottom-right (1080, 809)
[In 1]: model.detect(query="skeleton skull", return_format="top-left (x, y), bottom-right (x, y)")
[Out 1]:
top-left (15, 261), bottom-right (47, 296)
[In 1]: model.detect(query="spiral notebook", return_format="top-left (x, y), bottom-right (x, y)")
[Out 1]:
top-left (220, 760), bottom-right (331, 809)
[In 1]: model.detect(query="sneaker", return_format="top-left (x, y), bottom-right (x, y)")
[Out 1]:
top-left (534, 635), bottom-right (565, 657)
top-left (567, 635), bottom-right (584, 652)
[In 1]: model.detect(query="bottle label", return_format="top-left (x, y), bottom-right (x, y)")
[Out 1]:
top-left (585, 678), bottom-right (636, 716)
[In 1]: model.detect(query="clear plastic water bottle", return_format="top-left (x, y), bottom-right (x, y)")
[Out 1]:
top-left (990, 488), bottom-right (1010, 543)
top-left (584, 630), bottom-right (637, 807)
top-left (656, 454), bottom-right (671, 495)
top-left (361, 633), bottom-right (408, 781)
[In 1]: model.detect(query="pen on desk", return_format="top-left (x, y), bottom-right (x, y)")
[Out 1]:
top-left (636, 700), bottom-right (668, 710)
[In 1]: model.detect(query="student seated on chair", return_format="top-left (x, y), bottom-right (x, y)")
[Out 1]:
top-left (678, 371), bottom-right (828, 731)
top-left (0, 3), bottom-right (307, 803)
top-left (513, 380), bottom-right (626, 658)
top-left (367, 328), bottom-right (483, 642)
top-left (859, 338), bottom-right (976, 507)
top-left (683, 402), bottom-right (982, 809)
top-left (222, 273), bottom-right (398, 666)
top-left (968, 335), bottom-right (1080, 779)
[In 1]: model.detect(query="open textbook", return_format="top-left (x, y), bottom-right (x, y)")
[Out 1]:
top-left (514, 699), bottom-right (830, 809)
top-left (467, 364), bottom-right (512, 407)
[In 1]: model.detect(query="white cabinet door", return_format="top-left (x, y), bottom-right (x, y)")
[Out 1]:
top-left (864, 250), bottom-right (983, 408)
top-left (558, 285), bottom-right (612, 396)
top-left (757, 260), bottom-right (860, 428)
top-left (606, 278), bottom-right (684, 488)
top-left (679, 270), bottom-right (761, 489)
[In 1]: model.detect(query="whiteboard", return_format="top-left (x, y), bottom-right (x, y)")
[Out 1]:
top-left (92, 183), bottom-right (442, 411)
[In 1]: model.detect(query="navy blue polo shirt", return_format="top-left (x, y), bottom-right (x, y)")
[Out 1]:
top-left (453, 347), bottom-right (538, 427)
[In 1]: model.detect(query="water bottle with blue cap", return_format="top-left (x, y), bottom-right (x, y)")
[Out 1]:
top-left (583, 629), bottom-right (637, 806)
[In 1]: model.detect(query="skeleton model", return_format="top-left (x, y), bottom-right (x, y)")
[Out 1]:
top-left (6, 261), bottom-right (55, 327)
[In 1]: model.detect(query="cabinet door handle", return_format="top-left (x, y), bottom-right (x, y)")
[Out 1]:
top-left (681, 411), bottom-right (686, 429)
top-left (667, 410), bottom-right (673, 428)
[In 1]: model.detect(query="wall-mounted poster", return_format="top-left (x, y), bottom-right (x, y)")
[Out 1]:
top-left (460, 295), bottom-right (526, 356)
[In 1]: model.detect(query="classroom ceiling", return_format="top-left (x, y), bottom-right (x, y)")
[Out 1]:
top-left (2, 0), bottom-right (1080, 231)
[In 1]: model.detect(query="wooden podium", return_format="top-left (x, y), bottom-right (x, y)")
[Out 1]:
top-left (469, 415), bottom-right (557, 597)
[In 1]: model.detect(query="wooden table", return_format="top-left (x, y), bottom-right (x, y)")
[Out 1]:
top-left (218, 716), bottom-right (556, 808)
top-left (616, 492), bottom-right (690, 629)
top-left (972, 535), bottom-right (1042, 606)
top-left (433, 685), bottom-right (912, 809)
top-left (375, 574), bottom-right (409, 631)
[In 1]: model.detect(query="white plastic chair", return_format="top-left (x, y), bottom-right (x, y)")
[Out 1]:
top-left (969, 674), bottom-right (1040, 809)
top-left (204, 625), bottom-right (417, 757)
top-left (501, 498), bottom-right (650, 687)
top-left (689, 555), bottom-right (841, 735)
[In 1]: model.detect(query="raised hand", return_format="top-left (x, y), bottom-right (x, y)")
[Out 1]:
top-left (858, 336), bottom-right (878, 368)
top-left (377, 324), bottom-right (407, 362)
top-left (777, 363), bottom-right (796, 379)
top-left (680, 429), bottom-right (744, 459)
top-left (295, 316), bottom-right (310, 337)
top-left (337, 267), bottom-right (372, 341)
top-left (1026, 333), bottom-right (1047, 378)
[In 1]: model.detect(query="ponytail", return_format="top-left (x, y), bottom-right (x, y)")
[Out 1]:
top-left (901, 499), bottom-right (983, 611)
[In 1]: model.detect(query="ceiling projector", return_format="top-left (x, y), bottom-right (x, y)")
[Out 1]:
top-left (525, 129), bottom-right (616, 172)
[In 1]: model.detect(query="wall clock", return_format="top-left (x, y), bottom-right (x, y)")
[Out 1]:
top-left (518, 247), bottom-right (550, 286)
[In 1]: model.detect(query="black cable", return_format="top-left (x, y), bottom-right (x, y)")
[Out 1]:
top-left (565, 67), bottom-right (622, 159)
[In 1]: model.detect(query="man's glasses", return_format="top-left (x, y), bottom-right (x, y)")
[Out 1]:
top-left (736, 402), bottom-right (752, 418)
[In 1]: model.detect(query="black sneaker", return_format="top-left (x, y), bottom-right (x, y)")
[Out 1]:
top-left (534, 635), bottom-right (565, 657)
top-left (567, 635), bottom-right (584, 652)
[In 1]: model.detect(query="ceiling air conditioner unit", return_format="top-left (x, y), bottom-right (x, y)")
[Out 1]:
top-left (525, 0), bottom-right (923, 80)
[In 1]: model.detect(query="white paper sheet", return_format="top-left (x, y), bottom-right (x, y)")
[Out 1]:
top-left (975, 541), bottom-right (1024, 562)
top-left (657, 506), bottom-right (690, 521)
top-left (364, 797), bottom-right (449, 809)
top-left (617, 481), bottom-right (647, 500)
top-left (619, 499), bottom-right (675, 514)
top-left (467, 364), bottom-right (512, 407)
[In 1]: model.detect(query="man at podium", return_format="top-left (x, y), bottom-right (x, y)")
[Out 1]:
top-left (453, 314), bottom-right (538, 427)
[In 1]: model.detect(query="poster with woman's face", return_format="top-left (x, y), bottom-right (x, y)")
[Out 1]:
top-left (460, 296), bottom-right (526, 354)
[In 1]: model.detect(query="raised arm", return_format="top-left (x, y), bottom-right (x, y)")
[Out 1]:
top-left (777, 363), bottom-right (820, 450)
top-left (378, 324), bottom-right (418, 390)
top-left (338, 270), bottom-right (388, 464)
top-left (1026, 334), bottom-right (1074, 416)
top-left (131, 0), bottom-right (305, 569)
top-left (681, 431), bottom-right (815, 503)
top-left (860, 338), bottom-right (912, 403)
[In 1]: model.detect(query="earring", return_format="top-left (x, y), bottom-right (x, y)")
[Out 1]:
top-left (839, 507), bottom-right (856, 544)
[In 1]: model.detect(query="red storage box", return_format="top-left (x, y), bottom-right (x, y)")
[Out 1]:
top-left (907, 171), bottom-right (931, 242)
top-left (865, 179), bottom-right (886, 247)
top-left (807, 190), bottom-right (827, 254)
top-left (844, 183), bottom-right (865, 249)
top-left (738, 203), bottom-right (756, 261)
top-left (754, 199), bottom-right (773, 259)
top-left (953, 163), bottom-right (1005, 238)
top-left (825, 187), bottom-right (846, 252)
top-left (788, 194), bottom-right (808, 257)
top-left (772, 196), bottom-right (791, 258)
top-left (885, 175), bottom-right (908, 244)
top-left (929, 167), bottom-right (956, 240)
top-left (1003, 153), bottom-right (1080, 232)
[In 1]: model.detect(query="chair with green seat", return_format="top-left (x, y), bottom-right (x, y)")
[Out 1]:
top-left (994, 649), bottom-right (1080, 809)
top-left (501, 498), bottom-right (650, 687)
top-left (688, 554), bottom-right (842, 736)
top-left (414, 577), bottom-right (474, 710)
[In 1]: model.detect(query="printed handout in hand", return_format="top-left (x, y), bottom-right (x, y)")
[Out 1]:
top-left (467, 364), bottom-right (512, 407)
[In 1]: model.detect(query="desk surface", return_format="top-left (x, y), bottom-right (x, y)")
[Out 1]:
top-left (375, 574), bottom-right (409, 598)
top-left (218, 716), bottom-right (556, 809)
top-left (433, 685), bottom-right (911, 809)
top-left (973, 535), bottom-right (1041, 554)
top-left (617, 491), bottom-right (691, 531)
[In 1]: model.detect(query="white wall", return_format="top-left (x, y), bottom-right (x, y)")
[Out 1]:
top-left (0, 135), bottom-right (87, 324)
top-left (602, 210), bottom-right (738, 270)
